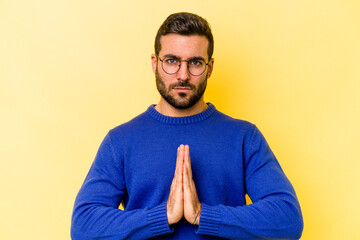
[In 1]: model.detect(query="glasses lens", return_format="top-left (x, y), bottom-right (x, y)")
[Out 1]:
top-left (188, 59), bottom-right (206, 76)
top-left (162, 58), bottom-right (179, 74)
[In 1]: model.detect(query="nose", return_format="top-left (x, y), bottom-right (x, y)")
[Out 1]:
top-left (176, 61), bottom-right (190, 81)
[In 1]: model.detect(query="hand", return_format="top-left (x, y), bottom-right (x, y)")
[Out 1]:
top-left (166, 146), bottom-right (184, 225)
top-left (183, 145), bottom-right (201, 225)
top-left (166, 145), bottom-right (201, 226)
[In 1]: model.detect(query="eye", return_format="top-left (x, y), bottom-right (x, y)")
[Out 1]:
top-left (165, 58), bottom-right (178, 64)
top-left (190, 60), bottom-right (203, 66)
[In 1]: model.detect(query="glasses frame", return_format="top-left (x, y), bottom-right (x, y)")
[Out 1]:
top-left (156, 54), bottom-right (210, 76)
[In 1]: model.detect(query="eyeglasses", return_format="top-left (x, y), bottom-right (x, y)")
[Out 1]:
top-left (156, 55), bottom-right (210, 76)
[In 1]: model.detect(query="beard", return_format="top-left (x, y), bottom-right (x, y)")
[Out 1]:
top-left (155, 69), bottom-right (208, 109)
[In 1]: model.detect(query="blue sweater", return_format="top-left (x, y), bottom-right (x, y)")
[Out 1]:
top-left (71, 104), bottom-right (303, 239)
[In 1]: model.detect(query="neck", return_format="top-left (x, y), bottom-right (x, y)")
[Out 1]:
top-left (155, 98), bottom-right (208, 117)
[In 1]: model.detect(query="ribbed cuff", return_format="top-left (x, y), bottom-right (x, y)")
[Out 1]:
top-left (147, 202), bottom-right (173, 237)
top-left (196, 203), bottom-right (221, 236)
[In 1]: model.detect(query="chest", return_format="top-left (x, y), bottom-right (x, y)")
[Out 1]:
top-left (122, 139), bottom-right (246, 207)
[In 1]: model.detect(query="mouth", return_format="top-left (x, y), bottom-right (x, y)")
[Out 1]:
top-left (172, 83), bottom-right (193, 91)
top-left (173, 86), bottom-right (192, 90)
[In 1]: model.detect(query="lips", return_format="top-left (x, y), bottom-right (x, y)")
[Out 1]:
top-left (171, 83), bottom-right (193, 90)
top-left (173, 87), bottom-right (191, 90)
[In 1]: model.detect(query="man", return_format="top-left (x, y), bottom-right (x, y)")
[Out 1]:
top-left (71, 12), bottom-right (303, 239)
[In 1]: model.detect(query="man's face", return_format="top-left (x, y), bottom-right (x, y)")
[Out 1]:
top-left (152, 34), bottom-right (214, 109)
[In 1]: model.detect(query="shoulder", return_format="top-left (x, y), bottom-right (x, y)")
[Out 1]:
top-left (107, 110), bottom-right (150, 140)
top-left (212, 108), bottom-right (257, 134)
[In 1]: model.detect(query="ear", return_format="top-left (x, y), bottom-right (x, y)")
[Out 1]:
top-left (151, 53), bottom-right (157, 74)
top-left (206, 58), bottom-right (215, 78)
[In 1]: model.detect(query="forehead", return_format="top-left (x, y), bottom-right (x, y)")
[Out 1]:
top-left (159, 33), bottom-right (209, 59)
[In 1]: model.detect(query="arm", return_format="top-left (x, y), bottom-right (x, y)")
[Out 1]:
top-left (195, 126), bottom-right (304, 239)
top-left (71, 133), bottom-right (172, 240)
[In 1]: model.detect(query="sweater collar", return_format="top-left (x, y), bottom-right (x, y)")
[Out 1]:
top-left (147, 103), bottom-right (216, 124)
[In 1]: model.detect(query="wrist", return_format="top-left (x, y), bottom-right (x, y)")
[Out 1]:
top-left (192, 205), bottom-right (201, 226)
top-left (167, 212), bottom-right (178, 226)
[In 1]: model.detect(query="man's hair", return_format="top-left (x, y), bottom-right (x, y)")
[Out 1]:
top-left (155, 12), bottom-right (214, 61)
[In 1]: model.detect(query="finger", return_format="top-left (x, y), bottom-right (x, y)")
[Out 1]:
top-left (176, 145), bottom-right (184, 186)
top-left (174, 147), bottom-right (180, 179)
top-left (172, 146), bottom-right (181, 191)
top-left (183, 157), bottom-right (191, 190)
top-left (183, 167), bottom-right (189, 195)
top-left (184, 145), bottom-right (193, 179)
top-left (175, 145), bottom-right (184, 176)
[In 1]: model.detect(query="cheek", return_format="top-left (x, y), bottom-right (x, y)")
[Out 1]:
top-left (156, 73), bottom-right (171, 91)
top-left (160, 75), bottom-right (177, 88)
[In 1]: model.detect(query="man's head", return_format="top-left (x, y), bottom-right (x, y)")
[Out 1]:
top-left (152, 12), bottom-right (214, 111)
top-left (155, 12), bottom-right (214, 61)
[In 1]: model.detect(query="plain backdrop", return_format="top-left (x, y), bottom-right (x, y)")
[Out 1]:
top-left (1, 0), bottom-right (359, 239)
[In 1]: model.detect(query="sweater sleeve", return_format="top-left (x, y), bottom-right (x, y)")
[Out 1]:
top-left (71, 133), bottom-right (173, 240)
top-left (196, 126), bottom-right (304, 239)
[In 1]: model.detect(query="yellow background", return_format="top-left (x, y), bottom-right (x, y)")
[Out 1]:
top-left (1, 0), bottom-right (359, 239)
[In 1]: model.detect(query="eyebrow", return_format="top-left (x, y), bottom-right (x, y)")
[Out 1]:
top-left (162, 54), bottom-right (206, 61)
